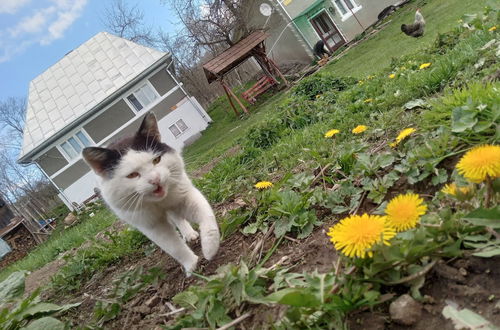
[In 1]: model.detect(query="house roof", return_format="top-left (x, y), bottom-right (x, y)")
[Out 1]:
top-left (203, 30), bottom-right (269, 83)
top-left (19, 32), bottom-right (167, 163)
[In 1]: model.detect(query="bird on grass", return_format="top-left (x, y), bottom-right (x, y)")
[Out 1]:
top-left (401, 8), bottom-right (425, 38)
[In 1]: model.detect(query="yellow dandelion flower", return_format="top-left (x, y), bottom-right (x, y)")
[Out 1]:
top-left (324, 129), bottom-right (340, 138)
top-left (255, 181), bottom-right (273, 189)
top-left (456, 145), bottom-right (500, 183)
top-left (419, 62), bottom-right (432, 69)
top-left (358, 80), bottom-right (364, 85)
top-left (391, 127), bottom-right (416, 147)
top-left (389, 73), bottom-right (396, 79)
top-left (316, 94), bottom-right (322, 99)
top-left (385, 193), bottom-right (427, 232)
top-left (327, 214), bottom-right (396, 258)
top-left (352, 125), bottom-right (368, 134)
top-left (389, 141), bottom-right (398, 148)
top-left (364, 98), bottom-right (373, 103)
top-left (441, 183), bottom-right (472, 196)
top-left (489, 26), bottom-right (497, 32)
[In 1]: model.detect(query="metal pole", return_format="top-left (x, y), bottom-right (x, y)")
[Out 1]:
top-left (347, 5), bottom-right (364, 30)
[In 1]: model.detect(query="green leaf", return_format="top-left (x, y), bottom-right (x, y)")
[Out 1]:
top-left (462, 207), bottom-right (500, 229)
top-left (451, 106), bottom-right (477, 133)
top-left (0, 271), bottom-right (27, 303)
top-left (473, 120), bottom-right (492, 132)
top-left (442, 304), bottom-right (499, 330)
top-left (19, 302), bottom-right (80, 319)
top-left (404, 99), bottom-right (428, 110)
top-left (472, 247), bottom-right (500, 258)
top-left (265, 288), bottom-right (320, 307)
top-left (172, 291), bottom-right (198, 308)
top-left (21, 317), bottom-right (65, 330)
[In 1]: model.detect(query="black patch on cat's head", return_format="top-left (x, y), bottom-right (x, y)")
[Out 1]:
top-left (83, 113), bottom-right (173, 178)
top-left (82, 147), bottom-right (121, 178)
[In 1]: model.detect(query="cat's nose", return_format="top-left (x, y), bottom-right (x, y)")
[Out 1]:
top-left (148, 177), bottom-right (160, 185)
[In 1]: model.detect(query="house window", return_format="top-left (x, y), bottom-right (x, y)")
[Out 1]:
top-left (333, 0), bottom-right (361, 20)
top-left (60, 130), bottom-right (92, 160)
top-left (126, 83), bottom-right (158, 111)
top-left (168, 119), bottom-right (189, 138)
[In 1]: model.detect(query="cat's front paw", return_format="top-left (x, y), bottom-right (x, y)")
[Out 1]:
top-left (183, 255), bottom-right (199, 277)
top-left (183, 229), bottom-right (199, 243)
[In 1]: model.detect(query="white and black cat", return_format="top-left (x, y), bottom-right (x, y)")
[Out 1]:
top-left (82, 113), bottom-right (220, 275)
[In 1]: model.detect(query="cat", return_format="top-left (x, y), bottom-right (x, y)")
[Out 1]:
top-left (82, 113), bottom-right (220, 275)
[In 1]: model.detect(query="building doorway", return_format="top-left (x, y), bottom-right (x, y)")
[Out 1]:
top-left (310, 10), bottom-right (346, 52)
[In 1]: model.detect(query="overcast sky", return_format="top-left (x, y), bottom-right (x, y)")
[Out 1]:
top-left (0, 0), bottom-right (178, 101)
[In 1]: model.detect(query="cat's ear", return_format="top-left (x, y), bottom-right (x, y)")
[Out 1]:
top-left (82, 147), bottom-right (120, 177)
top-left (138, 112), bottom-right (161, 141)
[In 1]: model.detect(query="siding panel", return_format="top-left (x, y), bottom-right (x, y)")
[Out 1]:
top-left (52, 159), bottom-right (90, 190)
top-left (36, 147), bottom-right (69, 176)
top-left (83, 99), bottom-right (135, 143)
top-left (149, 68), bottom-right (177, 96)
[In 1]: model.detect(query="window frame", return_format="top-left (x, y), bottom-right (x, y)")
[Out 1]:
top-left (57, 129), bottom-right (94, 161)
top-left (332, 0), bottom-right (362, 21)
top-left (125, 81), bottom-right (160, 113)
top-left (168, 119), bottom-right (189, 138)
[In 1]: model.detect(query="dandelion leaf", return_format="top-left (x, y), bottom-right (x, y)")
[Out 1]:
top-left (442, 304), bottom-right (499, 330)
top-left (21, 317), bottom-right (65, 330)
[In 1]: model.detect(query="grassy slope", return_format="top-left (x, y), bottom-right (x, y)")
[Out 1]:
top-left (0, 208), bottom-right (116, 281)
top-left (182, 0), bottom-right (492, 172)
top-left (325, 0), bottom-right (492, 77)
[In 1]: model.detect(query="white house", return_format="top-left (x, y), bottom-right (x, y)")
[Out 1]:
top-left (18, 32), bottom-right (211, 210)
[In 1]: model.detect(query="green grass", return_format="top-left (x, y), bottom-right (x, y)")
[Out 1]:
top-left (0, 206), bottom-right (116, 282)
top-left (323, 0), bottom-right (493, 77)
top-left (182, 0), bottom-right (494, 172)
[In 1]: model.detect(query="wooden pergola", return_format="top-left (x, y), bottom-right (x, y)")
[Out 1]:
top-left (203, 30), bottom-right (288, 115)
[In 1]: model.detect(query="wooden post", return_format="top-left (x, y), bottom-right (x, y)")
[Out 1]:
top-left (221, 80), bottom-right (249, 115)
top-left (221, 81), bottom-right (240, 116)
top-left (268, 57), bottom-right (289, 86)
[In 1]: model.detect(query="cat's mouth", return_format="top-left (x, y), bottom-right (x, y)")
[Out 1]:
top-left (152, 185), bottom-right (165, 198)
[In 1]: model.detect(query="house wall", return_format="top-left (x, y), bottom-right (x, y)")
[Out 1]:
top-left (37, 147), bottom-right (68, 176)
top-left (249, 1), bottom-right (312, 66)
top-left (275, 0), bottom-right (398, 55)
top-left (281, 0), bottom-right (323, 19)
top-left (83, 99), bottom-right (136, 143)
top-left (332, 0), bottom-right (397, 41)
top-left (149, 69), bottom-right (177, 96)
top-left (52, 159), bottom-right (90, 190)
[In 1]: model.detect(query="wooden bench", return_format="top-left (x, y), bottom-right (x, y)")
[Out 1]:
top-left (241, 76), bottom-right (277, 104)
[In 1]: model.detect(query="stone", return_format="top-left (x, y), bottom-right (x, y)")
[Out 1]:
top-left (389, 294), bottom-right (422, 326)
top-left (63, 212), bottom-right (77, 225)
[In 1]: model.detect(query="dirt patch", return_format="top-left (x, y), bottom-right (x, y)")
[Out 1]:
top-left (55, 231), bottom-right (256, 329)
top-left (25, 258), bottom-right (66, 296)
top-left (349, 256), bottom-right (500, 330)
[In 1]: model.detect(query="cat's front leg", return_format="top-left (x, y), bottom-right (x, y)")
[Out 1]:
top-left (180, 188), bottom-right (220, 261)
top-left (140, 220), bottom-right (199, 276)
top-left (168, 212), bottom-right (199, 242)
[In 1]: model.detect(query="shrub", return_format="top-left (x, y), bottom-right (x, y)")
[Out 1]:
top-left (291, 74), bottom-right (356, 100)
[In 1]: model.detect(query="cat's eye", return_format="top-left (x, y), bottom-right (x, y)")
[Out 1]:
top-left (152, 156), bottom-right (161, 165)
top-left (126, 172), bottom-right (140, 179)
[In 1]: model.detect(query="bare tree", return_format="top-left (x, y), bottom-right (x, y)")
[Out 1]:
top-left (102, 0), bottom-right (158, 47)
top-left (0, 97), bottom-right (26, 139)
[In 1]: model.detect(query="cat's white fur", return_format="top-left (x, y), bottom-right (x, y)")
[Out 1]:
top-left (87, 118), bottom-right (220, 276)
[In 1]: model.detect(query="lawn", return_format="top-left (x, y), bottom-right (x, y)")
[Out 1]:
top-left (182, 0), bottom-right (494, 172)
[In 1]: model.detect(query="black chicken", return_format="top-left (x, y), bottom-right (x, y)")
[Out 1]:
top-left (401, 9), bottom-right (425, 38)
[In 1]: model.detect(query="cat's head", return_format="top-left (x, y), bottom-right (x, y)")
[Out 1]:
top-left (83, 113), bottom-right (182, 204)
